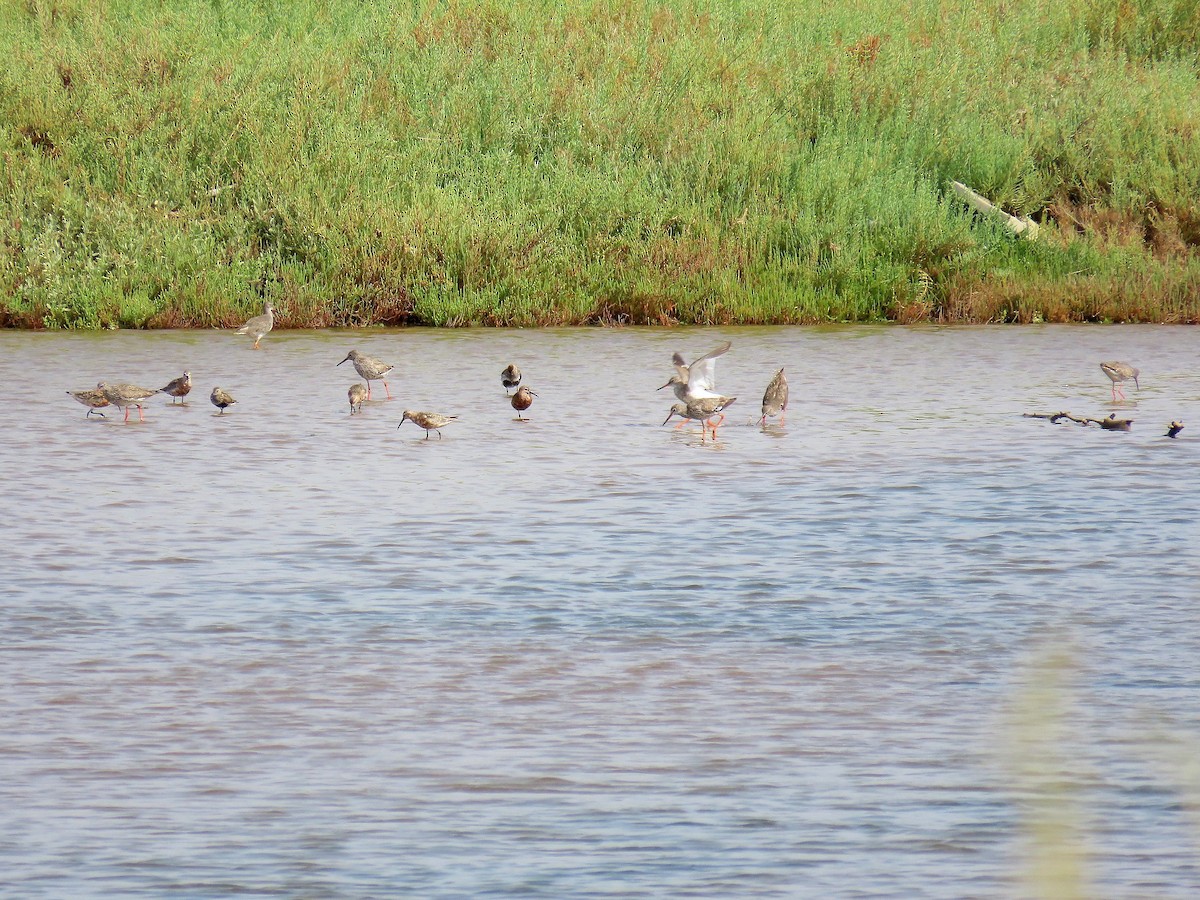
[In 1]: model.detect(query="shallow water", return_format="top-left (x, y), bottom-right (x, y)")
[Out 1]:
top-left (2, 324), bottom-right (1199, 897)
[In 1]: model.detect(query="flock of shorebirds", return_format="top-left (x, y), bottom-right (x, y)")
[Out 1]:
top-left (63, 301), bottom-right (1182, 440)
top-left (63, 302), bottom-right (787, 439)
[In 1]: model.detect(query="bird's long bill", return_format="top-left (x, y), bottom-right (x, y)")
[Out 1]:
top-left (1134, 375), bottom-right (1140, 390)
top-left (397, 417), bottom-right (408, 429)
top-left (662, 409), bottom-right (678, 426)
top-left (336, 355), bottom-right (351, 366)
top-left (656, 380), bottom-right (672, 391)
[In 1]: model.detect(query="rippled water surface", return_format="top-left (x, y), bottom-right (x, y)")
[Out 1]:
top-left (3, 325), bottom-right (1199, 897)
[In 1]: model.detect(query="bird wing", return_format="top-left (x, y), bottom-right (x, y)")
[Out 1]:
top-left (671, 352), bottom-right (689, 381)
top-left (687, 341), bottom-right (732, 393)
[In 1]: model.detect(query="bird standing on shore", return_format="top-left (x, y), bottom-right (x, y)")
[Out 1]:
top-left (511, 385), bottom-right (537, 421)
top-left (211, 387), bottom-right (237, 414)
top-left (236, 302), bottom-right (275, 350)
top-left (760, 367), bottom-right (788, 425)
top-left (399, 410), bottom-right (457, 439)
top-left (158, 371), bottom-right (192, 404)
top-left (1100, 361), bottom-right (1139, 401)
top-left (337, 350), bottom-right (394, 400)
top-left (66, 388), bottom-right (110, 418)
top-left (348, 383), bottom-right (367, 415)
top-left (501, 364), bottom-right (522, 394)
top-left (97, 382), bottom-right (158, 423)
top-left (663, 396), bottom-right (737, 440)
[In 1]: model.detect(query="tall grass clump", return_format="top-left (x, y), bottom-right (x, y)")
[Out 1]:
top-left (1, 0), bottom-right (1198, 328)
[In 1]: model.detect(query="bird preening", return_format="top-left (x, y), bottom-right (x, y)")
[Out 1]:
top-left (501, 364), bottom-right (522, 394)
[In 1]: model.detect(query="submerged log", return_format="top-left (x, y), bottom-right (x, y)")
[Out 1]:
top-left (1023, 411), bottom-right (1133, 431)
top-left (951, 180), bottom-right (1040, 240)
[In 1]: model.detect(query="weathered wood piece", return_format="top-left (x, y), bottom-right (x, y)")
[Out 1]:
top-left (1023, 411), bottom-right (1133, 431)
top-left (951, 180), bottom-right (1039, 241)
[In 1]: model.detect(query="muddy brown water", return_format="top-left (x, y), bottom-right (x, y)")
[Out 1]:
top-left (3, 325), bottom-right (1199, 897)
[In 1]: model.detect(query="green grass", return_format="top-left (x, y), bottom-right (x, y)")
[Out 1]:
top-left (2, 0), bottom-right (1199, 328)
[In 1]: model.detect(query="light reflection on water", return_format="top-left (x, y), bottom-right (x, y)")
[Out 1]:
top-left (2, 324), bottom-right (1199, 897)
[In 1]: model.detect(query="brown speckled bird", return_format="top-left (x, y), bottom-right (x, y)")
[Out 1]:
top-left (66, 388), bottom-right (110, 418)
top-left (337, 350), bottom-right (394, 400)
top-left (97, 382), bottom-right (158, 423)
top-left (511, 385), bottom-right (537, 421)
top-left (399, 410), bottom-right (457, 439)
top-left (158, 371), bottom-right (192, 404)
top-left (1166, 420), bottom-right (1184, 439)
top-left (210, 387), bottom-right (237, 414)
top-left (760, 367), bottom-right (788, 425)
top-left (348, 383), bottom-right (367, 415)
top-left (663, 396), bottom-right (737, 440)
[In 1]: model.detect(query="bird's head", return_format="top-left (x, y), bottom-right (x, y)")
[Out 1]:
top-left (657, 374), bottom-right (684, 392)
top-left (662, 403), bottom-right (688, 426)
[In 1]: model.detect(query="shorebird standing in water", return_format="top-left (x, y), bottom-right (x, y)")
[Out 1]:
top-left (1100, 361), bottom-right (1139, 401)
top-left (210, 387), bottom-right (237, 414)
top-left (66, 388), bottom-right (110, 418)
top-left (337, 350), bottom-right (395, 400)
top-left (97, 382), bottom-right (158, 423)
top-left (235, 302), bottom-right (274, 350)
top-left (158, 371), bottom-right (192, 404)
top-left (348, 383), bottom-right (367, 415)
top-left (501, 363), bottom-right (522, 395)
top-left (760, 367), bottom-right (788, 426)
top-left (511, 385), bottom-right (537, 421)
top-left (663, 395), bottom-right (737, 440)
top-left (399, 410), bottom-right (457, 439)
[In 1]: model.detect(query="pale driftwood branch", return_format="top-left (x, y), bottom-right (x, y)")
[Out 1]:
top-left (1024, 411), bottom-right (1133, 431)
top-left (951, 180), bottom-right (1040, 241)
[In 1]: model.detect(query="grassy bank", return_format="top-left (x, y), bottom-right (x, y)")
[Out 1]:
top-left (2, 0), bottom-right (1199, 328)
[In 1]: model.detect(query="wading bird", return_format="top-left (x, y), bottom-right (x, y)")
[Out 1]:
top-left (501, 363), bottom-right (522, 394)
top-left (658, 341), bottom-right (732, 404)
top-left (337, 350), bottom-right (395, 400)
top-left (1100, 361), bottom-right (1139, 401)
top-left (66, 388), bottom-right (110, 418)
top-left (760, 367), bottom-right (788, 425)
top-left (235, 302), bottom-right (275, 350)
top-left (663, 395), bottom-right (737, 440)
top-left (158, 371), bottom-right (192, 404)
top-left (210, 387), bottom-right (237, 414)
top-left (348, 383), bottom-right (367, 415)
top-left (511, 385), bottom-right (537, 421)
top-left (97, 382), bottom-right (158, 423)
top-left (399, 410), bottom-right (457, 439)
